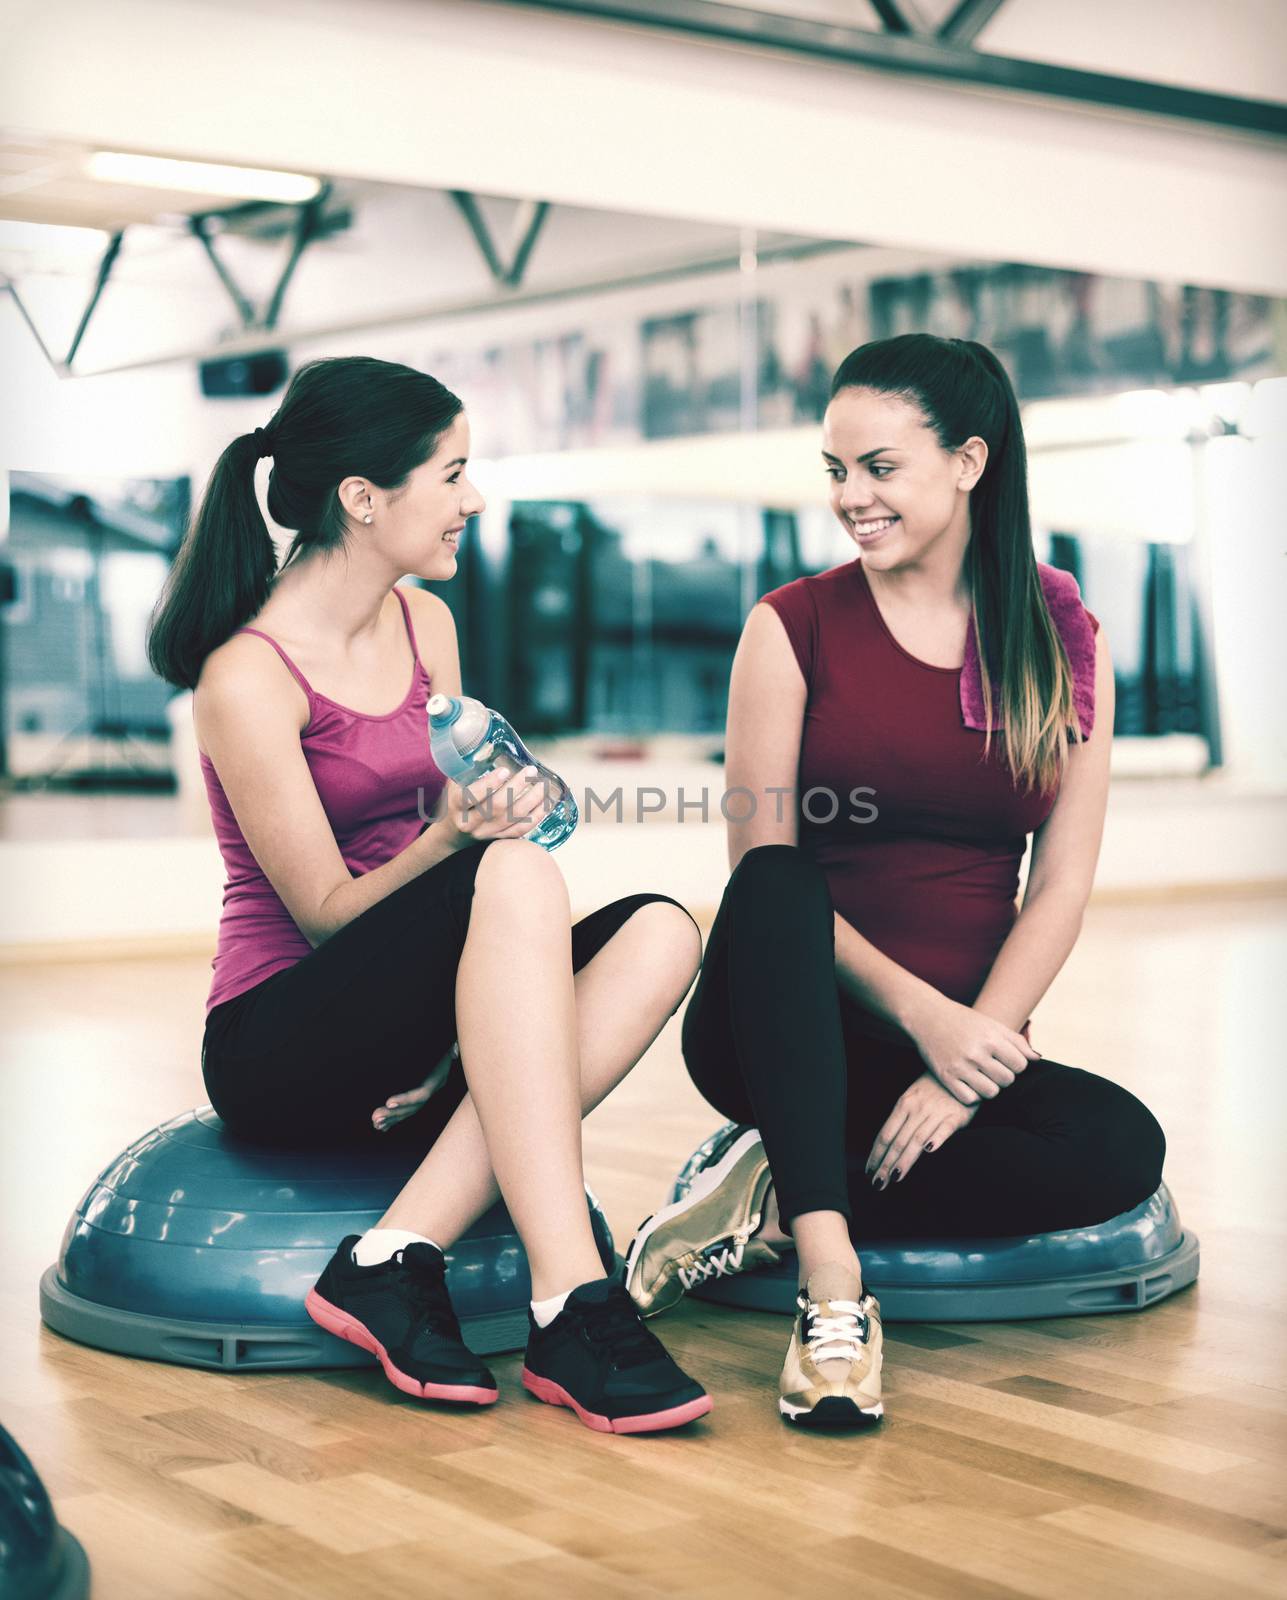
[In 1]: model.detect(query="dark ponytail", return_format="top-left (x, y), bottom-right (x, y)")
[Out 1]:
top-left (829, 333), bottom-right (1079, 793)
top-left (148, 356), bottom-right (463, 689)
top-left (147, 431), bottom-right (275, 691)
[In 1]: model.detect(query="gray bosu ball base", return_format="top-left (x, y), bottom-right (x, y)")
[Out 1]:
top-left (672, 1123), bottom-right (1200, 1321)
top-left (40, 1107), bottom-right (616, 1373)
top-left (38, 1266), bottom-right (543, 1375)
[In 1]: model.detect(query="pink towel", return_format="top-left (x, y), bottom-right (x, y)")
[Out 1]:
top-left (960, 562), bottom-right (1097, 736)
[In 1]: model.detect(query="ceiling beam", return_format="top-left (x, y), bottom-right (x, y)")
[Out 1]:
top-left (43, 235), bottom-right (858, 379)
top-left (64, 230), bottom-right (124, 366)
top-left (504, 0), bottom-right (1287, 138)
top-left (869, 0), bottom-right (931, 36)
top-left (263, 184), bottom-right (332, 329)
top-left (189, 215), bottom-right (257, 328)
top-left (938, 0), bottom-right (1008, 47)
top-left (449, 191), bottom-right (552, 288)
top-left (188, 188), bottom-right (334, 335)
top-left (2, 278), bottom-right (63, 375)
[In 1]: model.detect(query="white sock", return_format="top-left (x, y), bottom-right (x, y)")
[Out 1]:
top-left (352, 1228), bottom-right (442, 1267)
top-left (530, 1288), bottom-right (573, 1328)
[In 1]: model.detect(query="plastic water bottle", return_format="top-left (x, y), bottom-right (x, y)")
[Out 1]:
top-left (427, 693), bottom-right (579, 852)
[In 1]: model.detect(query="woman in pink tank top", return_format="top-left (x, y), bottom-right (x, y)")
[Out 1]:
top-left (623, 336), bottom-right (1168, 1430)
top-left (146, 356), bottom-right (712, 1433)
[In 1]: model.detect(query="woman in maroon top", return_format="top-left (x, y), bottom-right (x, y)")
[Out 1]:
top-left (625, 335), bottom-right (1167, 1428)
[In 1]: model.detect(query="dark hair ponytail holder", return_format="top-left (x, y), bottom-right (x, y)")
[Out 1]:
top-left (251, 426), bottom-right (273, 460)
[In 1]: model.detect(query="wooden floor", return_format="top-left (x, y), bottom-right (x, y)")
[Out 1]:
top-left (2, 894), bottom-right (1285, 1599)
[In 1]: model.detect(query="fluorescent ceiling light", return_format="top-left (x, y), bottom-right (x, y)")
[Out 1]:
top-left (86, 152), bottom-right (322, 204)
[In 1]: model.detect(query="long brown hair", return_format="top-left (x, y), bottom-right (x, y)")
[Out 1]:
top-left (830, 334), bottom-right (1082, 793)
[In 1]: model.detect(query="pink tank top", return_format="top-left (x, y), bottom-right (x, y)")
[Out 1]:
top-left (200, 587), bottom-right (446, 1012)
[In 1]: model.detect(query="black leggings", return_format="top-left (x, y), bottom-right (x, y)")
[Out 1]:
top-left (203, 841), bottom-right (692, 1151)
top-left (682, 844), bottom-right (1167, 1240)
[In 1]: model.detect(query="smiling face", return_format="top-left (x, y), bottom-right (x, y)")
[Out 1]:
top-left (340, 412), bottom-right (485, 582)
top-left (821, 387), bottom-right (986, 573)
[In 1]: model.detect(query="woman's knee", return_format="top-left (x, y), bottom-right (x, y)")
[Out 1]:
top-left (616, 897), bottom-right (704, 990)
top-left (1075, 1078), bottom-right (1168, 1214)
top-left (727, 843), bottom-right (831, 913)
top-left (473, 837), bottom-right (568, 906)
top-left (1112, 1089), bottom-right (1168, 1203)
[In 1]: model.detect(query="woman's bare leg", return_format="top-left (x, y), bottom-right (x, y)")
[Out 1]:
top-left (789, 1210), bottom-right (863, 1286)
top-left (757, 1186), bottom-right (862, 1286)
top-left (376, 855), bottom-right (701, 1300)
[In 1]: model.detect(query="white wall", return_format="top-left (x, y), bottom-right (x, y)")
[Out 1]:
top-left (4, 0), bottom-right (1284, 295)
top-left (3, 775), bottom-right (1284, 959)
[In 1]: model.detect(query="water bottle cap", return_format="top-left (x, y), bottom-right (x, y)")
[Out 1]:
top-left (427, 693), bottom-right (462, 728)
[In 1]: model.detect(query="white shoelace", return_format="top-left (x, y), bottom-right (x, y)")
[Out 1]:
top-left (805, 1298), bottom-right (869, 1364)
top-left (678, 1239), bottom-right (747, 1290)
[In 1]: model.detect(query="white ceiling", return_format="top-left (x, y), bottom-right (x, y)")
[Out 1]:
top-left (1, 0), bottom-right (1284, 295)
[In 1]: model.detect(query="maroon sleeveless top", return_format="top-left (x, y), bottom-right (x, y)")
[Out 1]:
top-left (200, 588), bottom-right (446, 1013)
top-left (761, 558), bottom-right (1099, 1040)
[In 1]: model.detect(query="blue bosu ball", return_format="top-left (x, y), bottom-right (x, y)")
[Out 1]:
top-left (670, 1123), bottom-right (1199, 1320)
top-left (0, 1425), bottom-right (90, 1600)
top-left (40, 1107), bottom-right (616, 1371)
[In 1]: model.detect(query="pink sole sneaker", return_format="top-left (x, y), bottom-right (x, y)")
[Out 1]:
top-left (306, 1288), bottom-right (499, 1405)
top-left (520, 1367), bottom-right (713, 1434)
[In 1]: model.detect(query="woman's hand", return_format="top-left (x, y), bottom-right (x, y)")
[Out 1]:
top-left (435, 765), bottom-right (552, 850)
top-left (865, 1071), bottom-right (979, 1188)
top-left (372, 1044), bottom-right (458, 1132)
top-left (905, 993), bottom-right (1040, 1105)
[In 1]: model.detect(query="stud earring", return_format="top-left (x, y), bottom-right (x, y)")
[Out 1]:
top-left (363, 514), bottom-right (373, 524)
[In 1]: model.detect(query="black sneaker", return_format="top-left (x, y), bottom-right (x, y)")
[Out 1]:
top-left (521, 1277), bottom-right (712, 1434)
top-left (305, 1236), bottom-right (499, 1405)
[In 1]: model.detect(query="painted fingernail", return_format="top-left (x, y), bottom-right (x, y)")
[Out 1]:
top-left (874, 1176), bottom-right (886, 1191)
top-left (891, 1168), bottom-right (901, 1182)
top-left (924, 1141), bottom-right (935, 1152)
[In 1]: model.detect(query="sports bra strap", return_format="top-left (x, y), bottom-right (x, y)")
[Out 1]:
top-left (392, 585), bottom-right (423, 666)
top-left (236, 588), bottom-right (423, 708)
top-left (236, 588), bottom-right (425, 707)
top-left (235, 628), bottom-right (316, 704)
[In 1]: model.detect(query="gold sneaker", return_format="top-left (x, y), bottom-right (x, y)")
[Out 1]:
top-left (779, 1263), bottom-right (884, 1428)
top-left (625, 1127), bottom-right (780, 1317)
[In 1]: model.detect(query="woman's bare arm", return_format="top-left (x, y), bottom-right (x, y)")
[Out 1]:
top-left (726, 603), bottom-right (942, 1030)
top-left (971, 626), bottom-right (1116, 1033)
top-left (194, 594), bottom-right (534, 947)
top-left (723, 603), bottom-right (802, 868)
